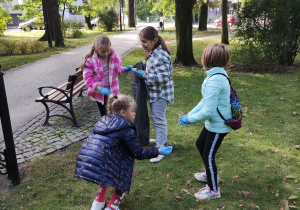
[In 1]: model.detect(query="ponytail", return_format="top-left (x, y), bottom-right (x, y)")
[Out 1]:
top-left (158, 35), bottom-right (170, 55)
top-left (106, 94), bottom-right (136, 115)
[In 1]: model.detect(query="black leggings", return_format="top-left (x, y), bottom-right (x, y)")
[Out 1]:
top-left (96, 96), bottom-right (108, 117)
top-left (196, 127), bottom-right (228, 191)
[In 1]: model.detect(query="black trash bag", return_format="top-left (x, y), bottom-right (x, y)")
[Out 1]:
top-left (131, 61), bottom-right (149, 146)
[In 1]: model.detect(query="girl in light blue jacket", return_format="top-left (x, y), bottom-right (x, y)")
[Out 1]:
top-left (179, 43), bottom-right (232, 201)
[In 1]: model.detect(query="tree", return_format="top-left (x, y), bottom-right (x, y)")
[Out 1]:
top-left (235, 0), bottom-right (300, 66)
top-left (198, 0), bottom-right (209, 31)
top-left (128, 0), bottom-right (135, 27)
top-left (221, 0), bottom-right (229, 44)
top-left (174, 0), bottom-right (198, 66)
top-left (0, 2), bottom-right (12, 34)
top-left (40, 0), bottom-right (64, 47)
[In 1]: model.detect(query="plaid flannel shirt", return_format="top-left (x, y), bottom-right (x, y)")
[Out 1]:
top-left (143, 45), bottom-right (174, 103)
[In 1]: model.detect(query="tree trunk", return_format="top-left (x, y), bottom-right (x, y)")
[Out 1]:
top-left (174, 0), bottom-right (198, 66)
top-left (40, 0), bottom-right (65, 47)
top-left (198, 1), bottom-right (208, 31)
top-left (221, 0), bottom-right (229, 44)
top-left (85, 15), bottom-right (93, 30)
top-left (128, 0), bottom-right (135, 27)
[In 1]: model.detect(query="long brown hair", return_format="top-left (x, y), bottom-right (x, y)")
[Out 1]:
top-left (139, 26), bottom-right (170, 55)
top-left (81, 35), bottom-right (111, 70)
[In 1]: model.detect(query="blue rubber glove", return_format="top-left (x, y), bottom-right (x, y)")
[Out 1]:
top-left (99, 87), bottom-right (112, 96)
top-left (159, 146), bottom-right (173, 156)
top-left (179, 115), bottom-right (190, 125)
top-left (132, 69), bottom-right (145, 78)
top-left (124, 65), bottom-right (133, 73)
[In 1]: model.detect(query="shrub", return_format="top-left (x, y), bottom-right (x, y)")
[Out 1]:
top-left (0, 39), bottom-right (17, 55)
top-left (233, 0), bottom-right (300, 67)
top-left (19, 41), bottom-right (29, 54)
top-left (61, 21), bottom-right (84, 38)
top-left (30, 41), bottom-right (47, 53)
top-left (98, 9), bottom-right (118, 31)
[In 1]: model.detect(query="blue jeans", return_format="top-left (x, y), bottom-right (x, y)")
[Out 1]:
top-left (150, 98), bottom-right (168, 148)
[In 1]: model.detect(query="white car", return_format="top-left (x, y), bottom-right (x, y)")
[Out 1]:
top-left (18, 18), bottom-right (44, 31)
top-left (91, 18), bottom-right (99, 28)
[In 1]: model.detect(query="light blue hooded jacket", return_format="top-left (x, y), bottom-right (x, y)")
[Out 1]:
top-left (187, 67), bottom-right (232, 134)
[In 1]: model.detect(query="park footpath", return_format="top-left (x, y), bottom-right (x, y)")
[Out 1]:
top-left (0, 28), bottom-right (142, 164)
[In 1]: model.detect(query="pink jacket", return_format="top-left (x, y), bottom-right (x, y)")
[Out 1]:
top-left (83, 50), bottom-right (126, 104)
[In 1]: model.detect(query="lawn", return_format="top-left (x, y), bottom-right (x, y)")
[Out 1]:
top-left (1, 33), bottom-right (299, 209)
top-left (0, 28), bottom-right (130, 71)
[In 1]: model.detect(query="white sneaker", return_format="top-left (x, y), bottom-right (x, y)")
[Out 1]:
top-left (91, 200), bottom-right (105, 210)
top-left (104, 207), bottom-right (120, 210)
top-left (149, 139), bottom-right (156, 144)
top-left (194, 185), bottom-right (221, 200)
top-left (194, 171), bottom-right (220, 183)
top-left (150, 155), bottom-right (164, 163)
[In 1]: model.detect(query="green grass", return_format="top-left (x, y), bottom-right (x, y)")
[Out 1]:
top-left (0, 29), bottom-right (131, 71)
top-left (1, 35), bottom-right (300, 209)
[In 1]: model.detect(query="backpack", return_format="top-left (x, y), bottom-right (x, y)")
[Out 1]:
top-left (210, 73), bottom-right (242, 130)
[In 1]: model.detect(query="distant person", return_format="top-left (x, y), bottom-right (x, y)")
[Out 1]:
top-left (81, 35), bottom-right (133, 116)
top-left (75, 94), bottom-right (173, 210)
top-left (179, 43), bottom-right (232, 201)
top-left (132, 26), bottom-right (174, 163)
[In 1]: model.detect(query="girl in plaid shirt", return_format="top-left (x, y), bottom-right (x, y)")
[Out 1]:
top-left (133, 26), bottom-right (174, 163)
top-left (81, 35), bottom-right (132, 116)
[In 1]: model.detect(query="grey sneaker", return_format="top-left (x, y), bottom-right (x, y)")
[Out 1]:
top-left (150, 154), bottom-right (164, 163)
top-left (194, 185), bottom-right (221, 200)
top-left (91, 200), bottom-right (105, 210)
top-left (194, 171), bottom-right (220, 183)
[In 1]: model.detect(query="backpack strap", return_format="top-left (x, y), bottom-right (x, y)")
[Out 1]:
top-left (208, 73), bottom-right (231, 121)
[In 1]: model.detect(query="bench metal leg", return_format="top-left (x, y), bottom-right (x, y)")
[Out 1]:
top-left (41, 101), bottom-right (51, 126)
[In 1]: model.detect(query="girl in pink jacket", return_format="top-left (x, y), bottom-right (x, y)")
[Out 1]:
top-left (81, 35), bottom-right (132, 116)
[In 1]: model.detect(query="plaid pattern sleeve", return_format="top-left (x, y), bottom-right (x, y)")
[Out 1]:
top-left (143, 45), bottom-right (174, 103)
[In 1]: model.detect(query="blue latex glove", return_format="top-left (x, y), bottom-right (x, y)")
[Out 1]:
top-left (124, 65), bottom-right (133, 73)
top-left (132, 69), bottom-right (145, 78)
top-left (99, 87), bottom-right (112, 96)
top-left (179, 115), bottom-right (190, 125)
top-left (159, 146), bottom-right (173, 156)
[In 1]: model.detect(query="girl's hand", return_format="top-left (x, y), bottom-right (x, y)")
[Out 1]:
top-left (159, 146), bottom-right (173, 156)
top-left (124, 65), bottom-right (133, 73)
top-left (179, 115), bottom-right (190, 125)
top-left (99, 87), bottom-right (112, 96)
top-left (132, 69), bottom-right (145, 78)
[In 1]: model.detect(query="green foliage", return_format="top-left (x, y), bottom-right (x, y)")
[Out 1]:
top-left (13, 0), bottom-right (43, 20)
top-left (0, 39), bottom-right (48, 55)
top-left (98, 9), bottom-right (118, 31)
top-left (233, 0), bottom-right (300, 67)
top-left (0, 6), bottom-right (12, 35)
top-left (61, 21), bottom-right (84, 38)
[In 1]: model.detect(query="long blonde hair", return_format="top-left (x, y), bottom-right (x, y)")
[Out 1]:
top-left (81, 35), bottom-right (111, 70)
top-left (106, 94), bottom-right (136, 115)
top-left (139, 26), bottom-right (170, 55)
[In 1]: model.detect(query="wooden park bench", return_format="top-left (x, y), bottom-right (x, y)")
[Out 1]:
top-left (35, 68), bottom-right (86, 127)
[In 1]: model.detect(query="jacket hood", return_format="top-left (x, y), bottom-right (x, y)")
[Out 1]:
top-left (92, 114), bottom-right (136, 135)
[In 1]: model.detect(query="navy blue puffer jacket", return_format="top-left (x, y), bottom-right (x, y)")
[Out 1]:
top-left (75, 114), bottom-right (159, 193)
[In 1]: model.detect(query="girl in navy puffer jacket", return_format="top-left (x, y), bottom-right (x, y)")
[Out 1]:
top-left (75, 94), bottom-right (173, 210)
top-left (179, 44), bottom-right (232, 201)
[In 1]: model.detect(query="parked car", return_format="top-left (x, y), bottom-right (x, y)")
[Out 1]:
top-left (90, 18), bottom-right (100, 28)
top-left (214, 17), bottom-right (222, 27)
top-left (228, 14), bottom-right (239, 27)
top-left (18, 18), bottom-right (44, 31)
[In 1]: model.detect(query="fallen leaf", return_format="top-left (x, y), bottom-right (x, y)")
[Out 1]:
top-left (175, 195), bottom-right (181, 199)
top-left (167, 187), bottom-right (174, 191)
top-left (275, 192), bottom-right (280, 197)
top-left (289, 195), bottom-right (298, 200)
top-left (166, 174), bottom-right (170, 178)
top-left (266, 184), bottom-right (272, 189)
top-left (292, 112), bottom-right (298, 116)
top-left (289, 204), bottom-right (298, 209)
top-left (293, 145), bottom-right (300, 150)
top-left (158, 202), bottom-right (161, 206)
top-left (275, 149), bottom-right (280, 153)
top-left (145, 195), bottom-right (150, 198)
top-left (186, 180), bottom-right (192, 188)
top-left (238, 190), bottom-right (250, 198)
top-left (284, 175), bottom-right (295, 182)
top-left (182, 189), bottom-right (191, 195)
top-left (280, 200), bottom-right (289, 210)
